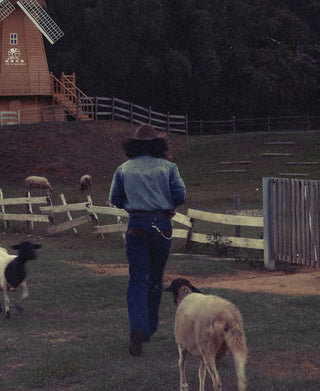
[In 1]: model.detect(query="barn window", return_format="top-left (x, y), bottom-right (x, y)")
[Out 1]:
top-left (10, 33), bottom-right (18, 45)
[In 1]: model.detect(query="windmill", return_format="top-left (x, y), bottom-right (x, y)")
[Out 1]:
top-left (0, 0), bottom-right (66, 123)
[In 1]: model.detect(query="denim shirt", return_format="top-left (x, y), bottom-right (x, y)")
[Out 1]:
top-left (109, 155), bottom-right (186, 212)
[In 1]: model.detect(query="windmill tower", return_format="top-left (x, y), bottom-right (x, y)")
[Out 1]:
top-left (0, 0), bottom-right (64, 123)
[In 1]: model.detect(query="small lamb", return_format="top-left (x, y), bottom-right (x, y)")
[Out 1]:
top-left (80, 174), bottom-right (92, 193)
top-left (0, 242), bottom-right (41, 320)
top-left (164, 278), bottom-right (247, 391)
top-left (25, 176), bottom-right (53, 197)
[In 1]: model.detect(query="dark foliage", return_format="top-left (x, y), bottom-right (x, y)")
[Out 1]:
top-left (45, 0), bottom-right (320, 120)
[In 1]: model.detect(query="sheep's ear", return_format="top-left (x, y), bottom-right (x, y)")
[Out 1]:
top-left (163, 285), bottom-right (173, 292)
top-left (11, 244), bottom-right (20, 250)
top-left (190, 285), bottom-right (202, 294)
top-left (33, 244), bottom-right (41, 249)
top-left (186, 281), bottom-right (202, 294)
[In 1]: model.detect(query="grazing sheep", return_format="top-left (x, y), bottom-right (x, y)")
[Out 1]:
top-left (80, 174), bottom-right (92, 193)
top-left (25, 176), bottom-right (53, 197)
top-left (0, 242), bottom-right (41, 320)
top-left (164, 278), bottom-right (247, 391)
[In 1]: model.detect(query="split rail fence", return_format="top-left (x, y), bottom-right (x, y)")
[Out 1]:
top-left (0, 97), bottom-right (188, 134)
top-left (1, 178), bottom-right (320, 270)
top-left (0, 189), bottom-right (264, 261)
top-left (2, 97), bottom-right (320, 137)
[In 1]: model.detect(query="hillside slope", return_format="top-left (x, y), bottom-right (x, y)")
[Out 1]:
top-left (0, 121), bottom-right (190, 188)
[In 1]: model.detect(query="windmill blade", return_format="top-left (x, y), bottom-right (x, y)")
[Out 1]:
top-left (0, 0), bottom-right (16, 22)
top-left (17, 0), bottom-right (64, 44)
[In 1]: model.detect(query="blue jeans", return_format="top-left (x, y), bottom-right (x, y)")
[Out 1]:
top-left (126, 211), bottom-right (172, 341)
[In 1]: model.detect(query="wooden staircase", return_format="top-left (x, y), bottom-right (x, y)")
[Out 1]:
top-left (51, 73), bottom-right (94, 120)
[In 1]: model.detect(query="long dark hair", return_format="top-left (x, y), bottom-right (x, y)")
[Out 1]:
top-left (123, 138), bottom-right (168, 158)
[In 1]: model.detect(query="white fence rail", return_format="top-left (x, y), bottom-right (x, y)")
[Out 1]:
top-left (0, 111), bottom-right (20, 126)
top-left (2, 185), bottom-right (320, 270)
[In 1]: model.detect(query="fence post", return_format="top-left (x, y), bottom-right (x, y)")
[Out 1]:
top-left (95, 96), bottom-right (98, 122)
top-left (76, 92), bottom-right (80, 120)
top-left (232, 116), bottom-right (236, 132)
top-left (111, 97), bottom-right (115, 121)
top-left (60, 193), bottom-right (77, 235)
top-left (26, 191), bottom-right (34, 232)
top-left (185, 113), bottom-right (189, 140)
top-left (148, 106), bottom-right (152, 124)
top-left (53, 106), bottom-right (56, 122)
top-left (263, 177), bottom-right (275, 270)
top-left (0, 188), bottom-right (8, 231)
top-left (234, 195), bottom-right (241, 237)
top-left (130, 102), bottom-right (133, 126)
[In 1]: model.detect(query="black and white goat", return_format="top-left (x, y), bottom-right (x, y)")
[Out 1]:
top-left (165, 278), bottom-right (248, 391)
top-left (0, 242), bottom-right (41, 320)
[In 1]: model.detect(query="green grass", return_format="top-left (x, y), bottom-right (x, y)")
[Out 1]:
top-left (1, 243), bottom-right (319, 390)
top-left (1, 126), bottom-right (320, 390)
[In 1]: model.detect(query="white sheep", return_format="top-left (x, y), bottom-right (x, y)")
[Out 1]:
top-left (25, 176), bottom-right (53, 197)
top-left (0, 241), bottom-right (41, 320)
top-left (164, 278), bottom-right (247, 391)
top-left (80, 174), bottom-right (92, 193)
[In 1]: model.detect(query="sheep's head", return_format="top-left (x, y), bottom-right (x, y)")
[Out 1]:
top-left (11, 241), bottom-right (41, 262)
top-left (164, 278), bottom-right (202, 305)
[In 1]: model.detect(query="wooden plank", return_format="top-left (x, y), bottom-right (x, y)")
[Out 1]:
top-left (0, 213), bottom-right (50, 222)
top-left (172, 212), bottom-right (192, 227)
top-left (219, 161), bottom-right (252, 165)
top-left (93, 224), bottom-right (127, 234)
top-left (87, 206), bottom-right (129, 217)
top-left (60, 194), bottom-right (78, 235)
top-left (172, 228), bottom-right (189, 239)
top-left (263, 178), bottom-right (274, 269)
top-left (187, 208), bottom-right (264, 227)
top-left (0, 189), bottom-right (8, 230)
top-left (215, 169), bottom-right (247, 173)
top-left (26, 191), bottom-right (34, 232)
top-left (225, 209), bottom-right (263, 217)
top-left (278, 173), bottom-right (309, 177)
top-left (264, 141), bottom-right (294, 145)
top-left (40, 202), bottom-right (89, 213)
top-left (87, 195), bottom-right (104, 239)
top-left (286, 162), bottom-right (319, 165)
top-left (47, 214), bottom-right (93, 234)
top-left (189, 232), bottom-right (264, 250)
top-left (0, 196), bottom-right (49, 206)
top-left (261, 153), bottom-right (292, 157)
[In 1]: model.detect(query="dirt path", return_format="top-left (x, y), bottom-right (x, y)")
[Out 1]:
top-left (65, 260), bottom-right (320, 296)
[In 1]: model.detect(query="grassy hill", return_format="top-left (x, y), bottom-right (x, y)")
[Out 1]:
top-left (1, 122), bottom-right (320, 391)
top-left (0, 120), bottom-right (320, 212)
top-left (0, 121), bottom-right (189, 203)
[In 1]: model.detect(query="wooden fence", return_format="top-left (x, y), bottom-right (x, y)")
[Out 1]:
top-left (1, 97), bottom-right (188, 134)
top-left (0, 189), bottom-right (52, 232)
top-left (0, 111), bottom-right (20, 126)
top-left (189, 115), bottom-right (320, 135)
top-left (2, 185), bottom-right (320, 270)
top-left (2, 96), bottom-right (320, 137)
top-left (264, 177), bottom-right (320, 269)
top-left (0, 188), bottom-right (263, 254)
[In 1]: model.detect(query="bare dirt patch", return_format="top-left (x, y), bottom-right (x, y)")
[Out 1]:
top-left (62, 260), bottom-right (320, 296)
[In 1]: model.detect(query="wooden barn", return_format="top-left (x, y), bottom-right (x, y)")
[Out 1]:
top-left (0, 0), bottom-right (89, 124)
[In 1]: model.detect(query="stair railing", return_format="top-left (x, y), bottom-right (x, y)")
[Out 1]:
top-left (50, 72), bottom-right (94, 118)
